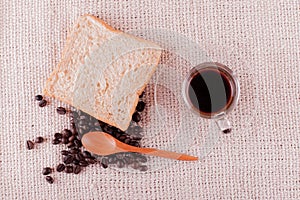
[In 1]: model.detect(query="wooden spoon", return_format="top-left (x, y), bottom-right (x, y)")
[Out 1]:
top-left (82, 131), bottom-right (198, 161)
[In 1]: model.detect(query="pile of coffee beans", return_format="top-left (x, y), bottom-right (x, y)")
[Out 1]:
top-left (28, 93), bottom-right (149, 184)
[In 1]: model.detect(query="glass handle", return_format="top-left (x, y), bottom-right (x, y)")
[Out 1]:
top-left (215, 115), bottom-right (232, 134)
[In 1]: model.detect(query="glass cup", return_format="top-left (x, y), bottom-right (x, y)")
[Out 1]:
top-left (182, 62), bottom-right (240, 133)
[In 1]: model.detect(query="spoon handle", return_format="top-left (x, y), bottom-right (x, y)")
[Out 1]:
top-left (117, 143), bottom-right (198, 161)
top-left (139, 148), bottom-right (198, 161)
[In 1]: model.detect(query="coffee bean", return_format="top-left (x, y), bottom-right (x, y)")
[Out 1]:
top-left (35, 136), bottom-right (44, 143)
top-left (73, 159), bottom-right (80, 165)
top-left (45, 176), bottom-right (54, 184)
top-left (70, 124), bottom-right (77, 135)
top-left (65, 166), bottom-right (73, 173)
top-left (82, 151), bottom-right (92, 158)
top-left (35, 95), bottom-right (43, 101)
top-left (56, 164), bottom-right (65, 172)
top-left (42, 167), bottom-right (52, 175)
top-left (68, 135), bottom-right (76, 142)
top-left (38, 100), bottom-right (47, 107)
top-left (63, 155), bottom-right (74, 164)
top-left (74, 166), bottom-right (81, 174)
top-left (139, 165), bottom-right (148, 172)
top-left (116, 160), bottom-right (125, 168)
top-left (131, 162), bottom-right (140, 169)
top-left (118, 135), bottom-right (126, 141)
top-left (79, 160), bottom-right (89, 167)
top-left (103, 126), bottom-right (113, 134)
top-left (26, 140), bottom-right (34, 150)
top-left (56, 107), bottom-right (67, 115)
top-left (85, 158), bottom-right (96, 165)
top-left (139, 91), bottom-right (145, 98)
top-left (70, 148), bottom-right (80, 154)
top-left (52, 139), bottom-right (60, 145)
top-left (124, 156), bottom-right (134, 165)
top-left (101, 163), bottom-right (108, 169)
top-left (62, 129), bottom-right (72, 138)
top-left (108, 156), bottom-right (117, 164)
top-left (61, 150), bottom-right (70, 156)
top-left (136, 101), bottom-right (145, 112)
top-left (67, 143), bottom-right (75, 149)
top-left (61, 137), bottom-right (69, 144)
top-left (76, 153), bottom-right (85, 161)
top-left (74, 139), bottom-right (82, 148)
top-left (54, 133), bottom-right (63, 139)
top-left (137, 156), bottom-right (147, 163)
top-left (132, 112), bottom-right (141, 122)
top-left (124, 138), bottom-right (131, 144)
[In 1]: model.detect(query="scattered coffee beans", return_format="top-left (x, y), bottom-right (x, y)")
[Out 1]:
top-left (56, 164), bottom-right (65, 172)
top-left (42, 167), bottom-right (52, 175)
top-left (35, 136), bottom-right (44, 143)
top-left (38, 100), bottom-right (47, 107)
top-left (45, 176), bottom-right (54, 184)
top-left (63, 155), bottom-right (74, 164)
top-left (61, 150), bottom-right (69, 156)
top-left (56, 107), bottom-right (67, 115)
top-left (35, 95), bottom-right (43, 101)
top-left (26, 140), bottom-right (34, 150)
top-left (54, 133), bottom-right (63, 139)
top-left (62, 129), bottom-right (72, 138)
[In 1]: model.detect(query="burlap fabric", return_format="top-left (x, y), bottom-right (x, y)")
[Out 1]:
top-left (1, 0), bottom-right (299, 199)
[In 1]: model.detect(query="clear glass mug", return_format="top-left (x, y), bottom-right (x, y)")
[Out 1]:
top-left (182, 62), bottom-right (240, 133)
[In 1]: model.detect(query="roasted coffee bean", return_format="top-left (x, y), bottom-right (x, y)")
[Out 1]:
top-left (136, 101), bottom-right (145, 112)
top-left (42, 167), bottom-right (52, 175)
top-left (70, 124), bottom-right (77, 134)
top-left (131, 162), bottom-right (140, 169)
top-left (101, 163), bottom-right (108, 169)
top-left (61, 150), bottom-right (70, 156)
top-left (68, 135), bottom-right (76, 142)
top-left (124, 156), bottom-right (134, 165)
top-left (132, 112), bottom-right (141, 122)
top-left (116, 154), bottom-right (125, 160)
top-left (45, 176), bottom-right (54, 184)
top-left (61, 137), bottom-right (69, 144)
top-left (54, 133), bottom-right (63, 139)
top-left (52, 139), bottom-right (60, 145)
top-left (74, 139), bottom-right (82, 148)
top-left (35, 136), bottom-right (44, 143)
top-left (26, 140), bottom-right (34, 150)
top-left (79, 160), bottom-right (89, 167)
top-left (108, 156), bottom-right (117, 164)
top-left (70, 148), bottom-right (79, 154)
top-left (63, 155), bottom-right (74, 164)
top-left (124, 138), bottom-right (131, 144)
top-left (35, 95), bottom-right (43, 101)
top-left (75, 153), bottom-right (85, 161)
top-left (82, 151), bottom-right (92, 158)
top-left (67, 143), bottom-right (75, 149)
top-left (103, 125), bottom-right (113, 134)
top-left (65, 166), bottom-right (73, 173)
top-left (38, 100), bottom-right (47, 107)
top-left (118, 135), bottom-right (126, 141)
top-left (74, 166), bottom-right (81, 174)
top-left (56, 107), bottom-right (67, 115)
top-left (62, 129), bottom-right (72, 138)
top-left (56, 164), bottom-right (65, 172)
top-left (139, 91), bottom-right (145, 98)
top-left (85, 158), bottom-right (96, 165)
top-left (137, 156), bottom-right (147, 163)
top-left (139, 165), bottom-right (148, 172)
top-left (116, 160), bottom-right (125, 168)
top-left (73, 159), bottom-right (80, 165)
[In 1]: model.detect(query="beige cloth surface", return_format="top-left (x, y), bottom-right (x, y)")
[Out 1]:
top-left (1, 0), bottom-right (300, 199)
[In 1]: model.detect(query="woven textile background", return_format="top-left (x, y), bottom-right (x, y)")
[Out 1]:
top-left (1, 0), bottom-right (300, 199)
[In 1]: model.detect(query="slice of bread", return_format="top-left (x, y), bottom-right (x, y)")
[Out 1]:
top-left (44, 15), bottom-right (162, 131)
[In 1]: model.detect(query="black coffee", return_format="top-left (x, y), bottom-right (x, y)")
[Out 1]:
top-left (187, 68), bottom-right (233, 115)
